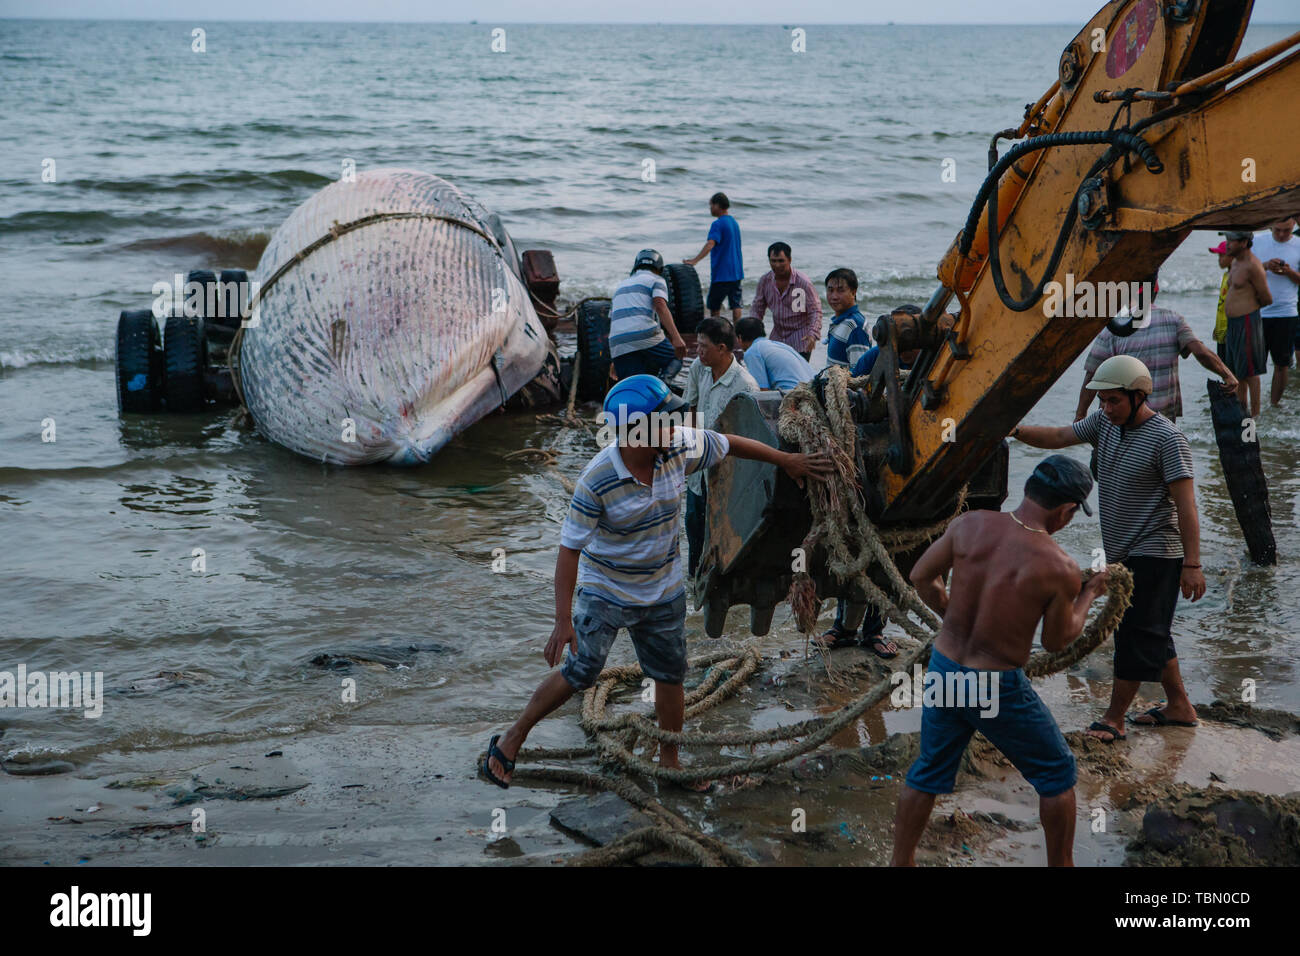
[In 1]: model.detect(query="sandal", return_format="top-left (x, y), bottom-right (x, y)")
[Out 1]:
top-left (862, 633), bottom-right (898, 659)
top-left (1128, 707), bottom-right (1197, 728)
top-left (478, 733), bottom-right (515, 789)
top-left (813, 625), bottom-right (858, 650)
top-left (1086, 721), bottom-right (1126, 743)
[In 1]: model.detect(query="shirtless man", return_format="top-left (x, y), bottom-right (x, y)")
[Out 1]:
top-left (891, 456), bottom-right (1109, 867)
top-left (1221, 230), bottom-right (1273, 417)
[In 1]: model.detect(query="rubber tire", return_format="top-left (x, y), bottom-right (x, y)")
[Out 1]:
top-left (209, 269), bottom-right (248, 346)
top-left (1207, 379), bottom-right (1276, 565)
top-left (164, 314), bottom-right (209, 412)
top-left (115, 309), bottom-right (163, 414)
top-left (662, 263), bottom-right (704, 334)
top-left (575, 298), bottom-right (612, 402)
top-left (186, 270), bottom-right (217, 317)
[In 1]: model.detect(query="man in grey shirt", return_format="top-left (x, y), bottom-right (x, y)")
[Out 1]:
top-left (682, 318), bottom-right (758, 579)
top-left (1013, 355), bottom-right (1205, 743)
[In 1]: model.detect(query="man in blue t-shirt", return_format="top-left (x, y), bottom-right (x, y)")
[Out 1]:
top-left (735, 316), bottom-right (813, 390)
top-left (684, 191), bottom-right (744, 322)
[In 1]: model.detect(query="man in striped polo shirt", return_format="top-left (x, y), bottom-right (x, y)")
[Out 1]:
top-left (609, 249), bottom-right (687, 381)
top-left (1073, 275), bottom-right (1236, 424)
top-left (1015, 355), bottom-right (1205, 743)
top-left (481, 374), bottom-right (831, 791)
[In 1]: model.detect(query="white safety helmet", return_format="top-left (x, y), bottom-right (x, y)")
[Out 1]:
top-left (1087, 355), bottom-right (1153, 394)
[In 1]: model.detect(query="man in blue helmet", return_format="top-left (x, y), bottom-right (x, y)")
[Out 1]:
top-left (610, 249), bottom-right (687, 381)
top-left (481, 374), bottom-right (832, 792)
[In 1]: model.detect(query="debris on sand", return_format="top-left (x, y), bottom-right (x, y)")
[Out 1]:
top-left (1061, 731), bottom-right (1132, 776)
top-left (1123, 783), bottom-right (1300, 866)
top-left (550, 792), bottom-right (656, 847)
top-left (125, 670), bottom-right (212, 694)
top-left (166, 756), bottom-right (309, 805)
top-left (1194, 700), bottom-right (1300, 740)
top-left (1, 758), bottom-right (76, 776)
top-left (105, 776), bottom-right (173, 791)
top-left (308, 642), bottom-right (449, 671)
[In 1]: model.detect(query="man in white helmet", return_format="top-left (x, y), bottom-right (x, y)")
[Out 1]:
top-left (1013, 354), bottom-right (1204, 743)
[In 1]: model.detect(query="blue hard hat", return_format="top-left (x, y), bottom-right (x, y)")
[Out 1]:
top-left (603, 374), bottom-right (687, 421)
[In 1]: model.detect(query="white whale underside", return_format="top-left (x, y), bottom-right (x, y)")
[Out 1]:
top-left (240, 168), bottom-right (548, 465)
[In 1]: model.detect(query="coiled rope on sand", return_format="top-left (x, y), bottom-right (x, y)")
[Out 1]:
top-left (501, 366), bottom-right (1135, 865)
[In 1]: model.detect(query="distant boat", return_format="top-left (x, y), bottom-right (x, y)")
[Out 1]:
top-left (237, 168), bottom-right (547, 466)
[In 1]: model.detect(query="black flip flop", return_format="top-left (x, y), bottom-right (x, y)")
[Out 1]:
top-left (862, 633), bottom-right (899, 660)
top-left (813, 625), bottom-right (858, 650)
top-left (1087, 721), bottom-right (1126, 743)
top-left (1128, 707), bottom-right (1197, 728)
top-left (479, 733), bottom-right (515, 789)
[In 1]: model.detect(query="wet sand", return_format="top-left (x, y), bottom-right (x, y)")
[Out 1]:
top-left (5, 620), bottom-right (1298, 867)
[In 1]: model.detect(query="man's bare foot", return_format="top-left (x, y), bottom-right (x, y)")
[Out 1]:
top-left (1085, 720), bottom-right (1126, 742)
top-left (660, 751), bottom-right (713, 792)
top-left (862, 633), bottom-right (899, 659)
top-left (812, 624), bottom-right (857, 651)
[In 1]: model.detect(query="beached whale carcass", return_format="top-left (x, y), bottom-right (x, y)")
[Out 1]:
top-left (236, 168), bottom-right (548, 465)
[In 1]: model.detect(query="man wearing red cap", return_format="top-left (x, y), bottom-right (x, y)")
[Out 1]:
top-left (1074, 272), bottom-right (1236, 424)
top-left (1209, 241), bottom-right (1233, 362)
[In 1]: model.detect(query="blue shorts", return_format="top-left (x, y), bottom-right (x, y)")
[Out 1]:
top-left (707, 279), bottom-right (742, 311)
top-left (560, 588), bottom-right (688, 690)
top-left (904, 648), bottom-right (1076, 798)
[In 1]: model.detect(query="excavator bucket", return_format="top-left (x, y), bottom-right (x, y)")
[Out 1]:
top-left (695, 390), bottom-right (1008, 638)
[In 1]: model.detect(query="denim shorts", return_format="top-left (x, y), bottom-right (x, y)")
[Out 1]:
top-left (560, 588), bottom-right (688, 690)
top-left (904, 648), bottom-right (1076, 798)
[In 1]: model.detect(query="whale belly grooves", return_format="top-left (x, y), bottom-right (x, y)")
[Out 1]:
top-left (239, 168), bottom-right (548, 465)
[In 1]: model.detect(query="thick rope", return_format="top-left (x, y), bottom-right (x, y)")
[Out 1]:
top-left (501, 364), bottom-right (1135, 864)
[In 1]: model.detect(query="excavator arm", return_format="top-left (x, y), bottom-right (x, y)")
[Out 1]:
top-left (697, 0), bottom-right (1300, 636)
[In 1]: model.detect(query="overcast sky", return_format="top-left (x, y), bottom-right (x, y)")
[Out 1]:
top-left (3, 0), bottom-right (1296, 23)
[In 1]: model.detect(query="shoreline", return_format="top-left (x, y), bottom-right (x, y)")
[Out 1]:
top-left (5, 633), bottom-right (1298, 867)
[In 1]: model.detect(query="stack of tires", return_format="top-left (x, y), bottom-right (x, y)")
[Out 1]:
top-left (571, 263), bottom-right (704, 403)
top-left (116, 267), bottom-right (247, 414)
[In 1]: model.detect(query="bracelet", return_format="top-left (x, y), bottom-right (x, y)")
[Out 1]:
top-left (1012, 426), bottom-right (1021, 438)
top-left (1183, 564), bottom-right (1201, 569)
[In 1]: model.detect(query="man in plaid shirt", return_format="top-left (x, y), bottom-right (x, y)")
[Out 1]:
top-left (1074, 275), bottom-right (1236, 424)
top-left (749, 242), bottom-right (823, 360)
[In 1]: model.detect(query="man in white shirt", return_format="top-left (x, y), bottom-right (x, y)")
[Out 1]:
top-left (1253, 218), bottom-right (1300, 406)
top-left (682, 318), bottom-right (759, 578)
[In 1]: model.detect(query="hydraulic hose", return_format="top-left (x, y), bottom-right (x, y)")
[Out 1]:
top-left (958, 128), bottom-right (1164, 312)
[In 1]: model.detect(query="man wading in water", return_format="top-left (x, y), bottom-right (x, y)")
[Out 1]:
top-left (480, 374), bottom-right (832, 792)
top-left (892, 456), bottom-right (1109, 867)
top-left (1016, 355), bottom-right (1204, 741)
